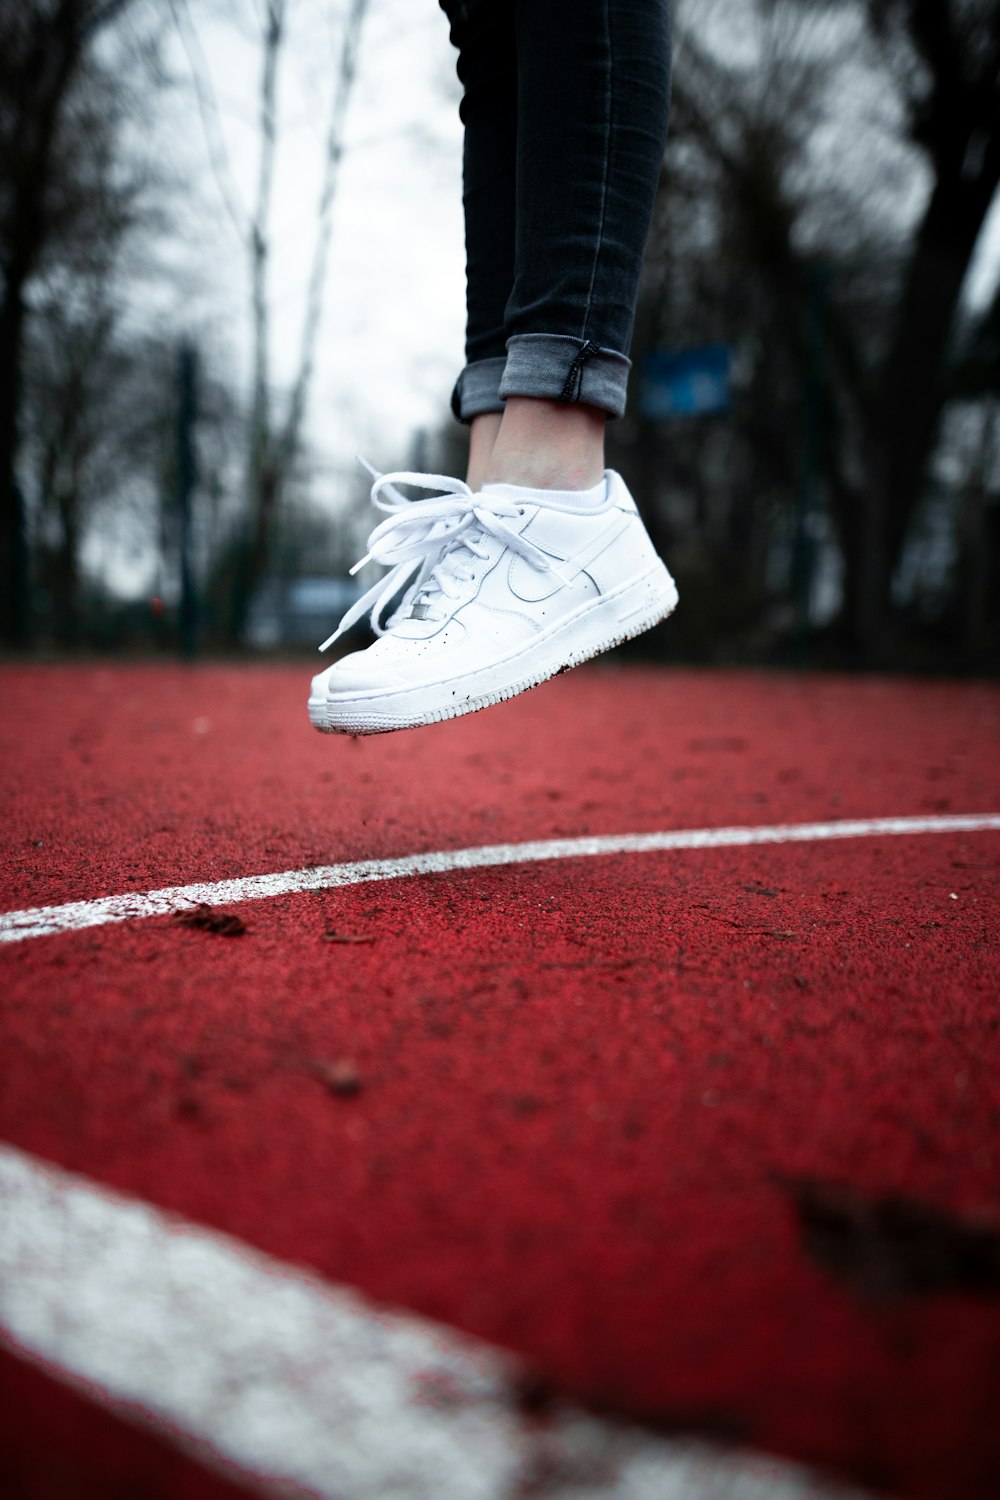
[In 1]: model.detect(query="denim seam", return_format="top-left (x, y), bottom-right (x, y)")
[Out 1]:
top-left (580, 0), bottom-right (613, 343)
top-left (558, 339), bottom-right (601, 402)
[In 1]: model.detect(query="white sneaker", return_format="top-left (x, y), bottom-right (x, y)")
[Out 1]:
top-left (308, 466), bottom-right (678, 735)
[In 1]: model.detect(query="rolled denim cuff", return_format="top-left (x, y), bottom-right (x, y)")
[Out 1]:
top-left (499, 334), bottom-right (631, 419)
top-left (450, 356), bottom-right (507, 424)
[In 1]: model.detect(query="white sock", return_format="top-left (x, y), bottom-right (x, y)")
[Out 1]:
top-left (480, 476), bottom-right (607, 508)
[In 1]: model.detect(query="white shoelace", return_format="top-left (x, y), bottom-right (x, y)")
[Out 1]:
top-left (318, 466), bottom-right (573, 652)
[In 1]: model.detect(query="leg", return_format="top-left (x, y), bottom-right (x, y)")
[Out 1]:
top-left (467, 412), bottom-right (501, 492)
top-left (308, 0), bottom-right (678, 734)
top-left (487, 0), bottom-right (672, 489)
top-left (484, 397), bottom-right (606, 490)
top-left (440, 0), bottom-right (516, 486)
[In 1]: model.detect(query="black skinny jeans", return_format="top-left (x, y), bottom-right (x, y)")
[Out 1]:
top-left (439, 0), bottom-right (672, 422)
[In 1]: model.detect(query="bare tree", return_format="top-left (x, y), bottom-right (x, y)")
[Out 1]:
top-left (850, 0), bottom-right (1000, 653)
top-left (0, 0), bottom-right (144, 646)
top-left (632, 0), bottom-right (1000, 660)
top-left (229, 0), bottom-right (370, 641)
top-left (22, 22), bottom-right (167, 642)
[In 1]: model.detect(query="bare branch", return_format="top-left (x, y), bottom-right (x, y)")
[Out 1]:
top-left (248, 0), bottom-right (286, 489)
top-left (280, 0), bottom-right (369, 470)
top-left (167, 0), bottom-right (247, 240)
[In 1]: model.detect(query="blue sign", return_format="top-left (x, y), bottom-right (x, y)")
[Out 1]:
top-left (640, 344), bottom-right (731, 418)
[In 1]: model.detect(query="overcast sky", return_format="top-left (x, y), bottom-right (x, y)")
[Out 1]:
top-left (161, 0), bottom-right (468, 482)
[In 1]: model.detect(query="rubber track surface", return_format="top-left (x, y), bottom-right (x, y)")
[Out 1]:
top-left (2, 663), bottom-right (999, 1499)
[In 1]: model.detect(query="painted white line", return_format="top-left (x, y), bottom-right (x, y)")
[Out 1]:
top-left (2, 814), bottom-right (999, 947)
top-left (0, 1143), bottom-right (867, 1500)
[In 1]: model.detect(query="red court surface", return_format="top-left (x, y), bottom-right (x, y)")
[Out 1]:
top-left (1, 662), bottom-right (999, 1499)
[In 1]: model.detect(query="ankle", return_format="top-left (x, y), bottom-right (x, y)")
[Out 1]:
top-left (483, 397), bottom-right (606, 491)
top-left (485, 455), bottom-right (606, 491)
top-left (466, 412), bottom-right (502, 492)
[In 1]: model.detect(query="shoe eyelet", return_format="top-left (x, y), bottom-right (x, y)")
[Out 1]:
top-left (517, 507), bottom-right (525, 516)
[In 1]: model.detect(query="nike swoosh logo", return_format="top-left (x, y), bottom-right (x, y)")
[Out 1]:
top-left (506, 515), bottom-right (631, 603)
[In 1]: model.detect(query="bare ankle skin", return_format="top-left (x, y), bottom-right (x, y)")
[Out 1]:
top-left (483, 397), bottom-right (606, 491)
top-left (466, 413), bottom-right (502, 492)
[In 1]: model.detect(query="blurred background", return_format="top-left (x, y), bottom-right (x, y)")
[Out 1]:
top-left (1, 0), bottom-right (998, 670)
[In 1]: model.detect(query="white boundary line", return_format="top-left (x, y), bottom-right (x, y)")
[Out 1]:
top-left (2, 814), bottom-right (999, 947)
top-left (0, 1143), bottom-right (867, 1500)
top-left (7, 818), bottom-right (988, 1491)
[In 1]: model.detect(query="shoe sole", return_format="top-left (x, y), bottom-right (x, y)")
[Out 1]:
top-left (308, 562), bottom-right (678, 736)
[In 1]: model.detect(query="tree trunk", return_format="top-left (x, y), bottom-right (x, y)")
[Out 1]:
top-left (53, 496), bottom-right (81, 646)
top-left (846, 0), bottom-right (1000, 658)
top-left (836, 481), bottom-right (890, 663)
top-left (959, 403), bottom-right (996, 659)
top-left (0, 5), bottom-right (90, 645)
top-left (847, 157), bottom-right (1000, 657)
top-left (226, 0), bottom-right (284, 646)
top-left (0, 271), bottom-right (30, 644)
top-left (229, 458), bottom-right (280, 643)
